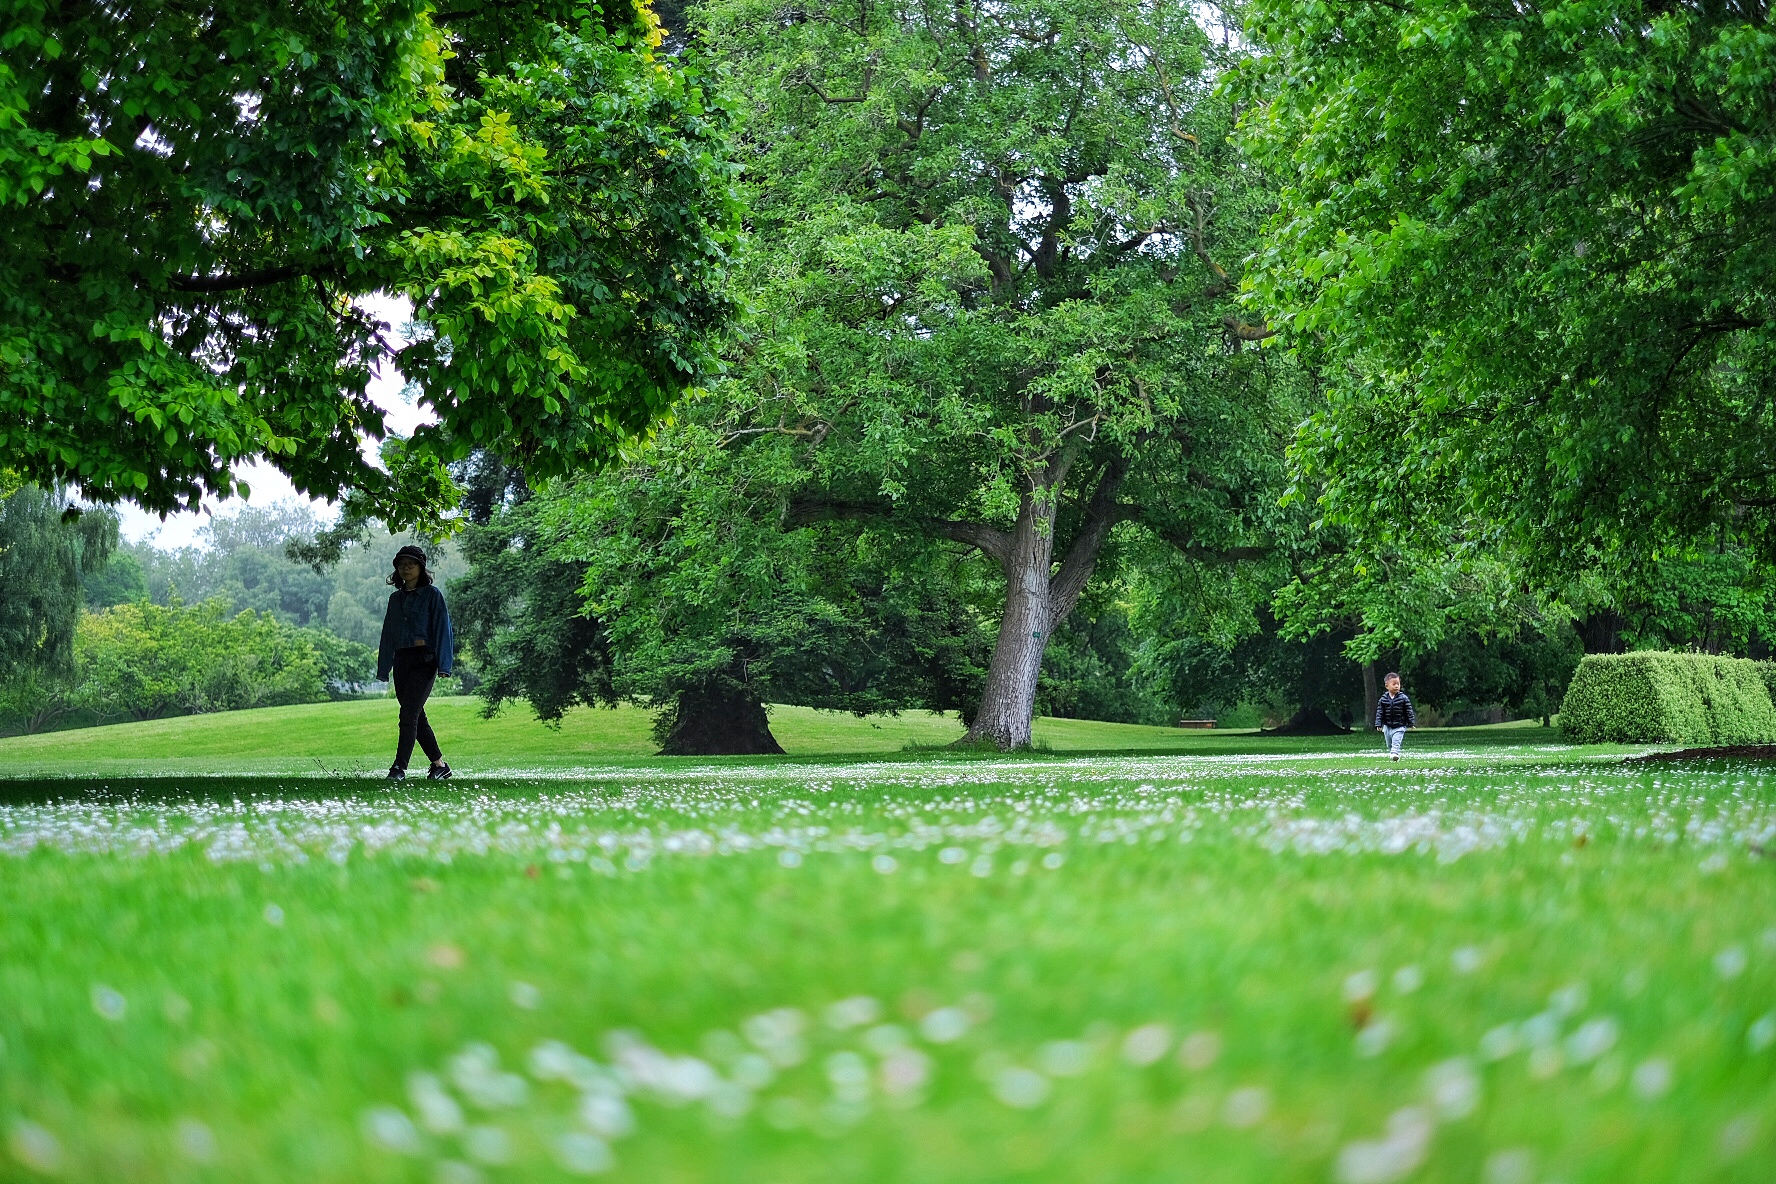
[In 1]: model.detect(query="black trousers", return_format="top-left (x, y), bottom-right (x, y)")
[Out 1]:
top-left (392, 648), bottom-right (442, 770)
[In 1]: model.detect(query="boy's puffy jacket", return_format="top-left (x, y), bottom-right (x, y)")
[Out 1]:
top-left (1374, 691), bottom-right (1416, 728)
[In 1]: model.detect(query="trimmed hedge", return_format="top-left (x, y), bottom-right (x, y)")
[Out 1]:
top-left (1559, 652), bottom-right (1776, 745)
top-left (1759, 661), bottom-right (1776, 706)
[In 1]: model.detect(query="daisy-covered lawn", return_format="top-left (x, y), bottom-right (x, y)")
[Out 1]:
top-left (3, 746), bottom-right (1774, 1182)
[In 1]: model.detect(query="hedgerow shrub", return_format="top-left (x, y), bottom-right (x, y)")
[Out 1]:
top-left (1757, 661), bottom-right (1776, 706)
top-left (1559, 652), bottom-right (1776, 745)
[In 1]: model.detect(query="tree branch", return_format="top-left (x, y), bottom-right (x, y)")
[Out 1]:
top-left (1141, 516), bottom-right (1272, 563)
top-left (46, 261), bottom-right (318, 294)
top-left (1032, 416), bottom-right (1098, 488)
top-left (164, 266), bottom-right (311, 293)
top-left (782, 497), bottom-right (1013, 565)
top-left (1183, 193), bottom-right (1229, 282)
top-left (802, 64), bottom-right (876, 104)
top-left (896, 87), bottom-right (942, 142)
top-left (1029, 175), bottom-right (1074, 279)
top-left (1046, 456), bottom-right (1131, 623)
top-left (1109, 227), bottom-right (1157, 254)
top-left (718, 423), bottom-right (817, 446)
top-left (432, 0), bottom-right (535, 21)
top-left (1222, 316), bottom-right (1275, 341)
top-left (933, 518), bottom-right (1014, 564)
top-left (1145, 49), bottom-right (1203, 148)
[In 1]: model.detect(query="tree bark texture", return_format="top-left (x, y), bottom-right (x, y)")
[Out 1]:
top-left (962, 498), bottom-right (1057, 750)
top-left (961, 458), bottom-right (1129, 750)
top-left (655, 687), bottom-right (786, 756)
top-left (1362, 661), bottom-right (1379, 732)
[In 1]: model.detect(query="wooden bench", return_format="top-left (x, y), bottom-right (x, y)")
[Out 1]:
top-left (1175, 719), bottom-right (1217, 729)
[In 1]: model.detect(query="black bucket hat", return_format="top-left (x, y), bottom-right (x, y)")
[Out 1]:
top-left (393, 545), bottom-right (429, 568)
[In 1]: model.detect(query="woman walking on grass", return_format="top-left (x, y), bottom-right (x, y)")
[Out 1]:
top-left (378, 545), bottom-right (455, 781)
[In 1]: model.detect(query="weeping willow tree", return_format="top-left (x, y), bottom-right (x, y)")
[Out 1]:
top-left (0, 486), bottom-right (118, 731)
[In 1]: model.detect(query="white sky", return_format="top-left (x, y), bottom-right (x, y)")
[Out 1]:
top-left (117, 294), bottom-right (431, 549)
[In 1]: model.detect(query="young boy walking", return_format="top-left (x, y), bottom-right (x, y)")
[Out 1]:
top-left (1373, 672), bottom-right (1416, 761)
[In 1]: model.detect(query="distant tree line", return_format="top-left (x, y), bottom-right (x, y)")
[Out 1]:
top-left (0, 494), bottom-right (443, 735)
top-left (7, 474), bottom-right (1775, 743)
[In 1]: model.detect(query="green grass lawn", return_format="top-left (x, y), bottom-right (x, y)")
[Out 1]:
top-left (3, 712), bottom-right (1772, 1182)
top-left (0, 698), bottom-right (1588, 777)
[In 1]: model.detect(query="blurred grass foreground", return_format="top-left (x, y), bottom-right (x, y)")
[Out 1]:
top-left (2, 704), bottom-right (1773, 1182)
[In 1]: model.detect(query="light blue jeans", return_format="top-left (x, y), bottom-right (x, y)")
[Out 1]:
top-left (1382, 725), bottom-right (1407, 755)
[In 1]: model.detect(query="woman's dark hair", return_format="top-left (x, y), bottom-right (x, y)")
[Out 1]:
top-left (389, 546), bottom-right (434, 588)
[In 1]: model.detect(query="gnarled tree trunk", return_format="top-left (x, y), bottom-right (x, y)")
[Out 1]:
top-left (962, 499), bottom-right (1058, 749)
top-left (961, 457), bottom-right (1129, 750)
top-left (782, 451), bottom-right (1147, 753)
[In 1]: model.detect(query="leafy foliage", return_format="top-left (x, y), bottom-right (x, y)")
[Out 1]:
top-left (79, 547), bottom-right (149, 609)
top-left (690, 0), bottom-right (1301, 746)
top-left (454, 437), bottom-right (993, 753)
top-left (1, 2), bottom-right (739, 526)
top-left (1274, 535), bottom-right (1550, 663)
top-left (71, 599), bottom-right (348, 721)
top-left (0, 486), bottom-right (117, 683)
top-left (1147, 611), bottom-right (1365, 727)
top-left (0, 486), bottom-right (129, 732)
top-left (1559, 652), bottom-right (1776, 745)
top-left (1034, 597), bottom-right (1174, 727)
top-left (1242, 0), bottom-right (1776, 576)
top-left (96, 503), bottom-right (463, 650)
top-left (449, 468), bottom-right (617, 726)
top-left (1563, 547), bottom-right (1776, 657)
top-left (1268, 530), bottom-right (1584, 718)
top-left (1403, 627), bottom-right (1581, 726)
top-left (300, 628), bottom-right (381, 698)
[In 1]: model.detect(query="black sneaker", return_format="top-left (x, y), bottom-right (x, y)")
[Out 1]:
top-left (387, 764), bottom-right (406, 780)
top-left (427, 762), bottom-right (452, 781)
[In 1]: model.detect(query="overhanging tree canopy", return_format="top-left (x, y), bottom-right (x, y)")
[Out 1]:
top-left (1, 1), bottom-right (740, 527)
top-left (1242, 0), bottom-right (1776, 576)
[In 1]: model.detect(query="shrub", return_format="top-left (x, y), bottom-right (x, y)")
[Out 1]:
top-left (1758, 661), bottom-right (1776, 706)
top-left (74, 600), bottom-right (326, 721)
top-left (1559, 652), bottom-right (1776, 745)
top-left (294, 627), bottom-right (378, 698)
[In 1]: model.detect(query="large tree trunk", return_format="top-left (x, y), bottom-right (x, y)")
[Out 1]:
top-left (962, 499), bottom-right (1058, 750)
top-left (655, 687), bottom-right (786, 756)
top-left (1362, 661), bottom-right (1379, 732)
top-left (961, 458), bottom-right (1129, 751)
top-left (782, 453), bottom-right (1132, 753)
